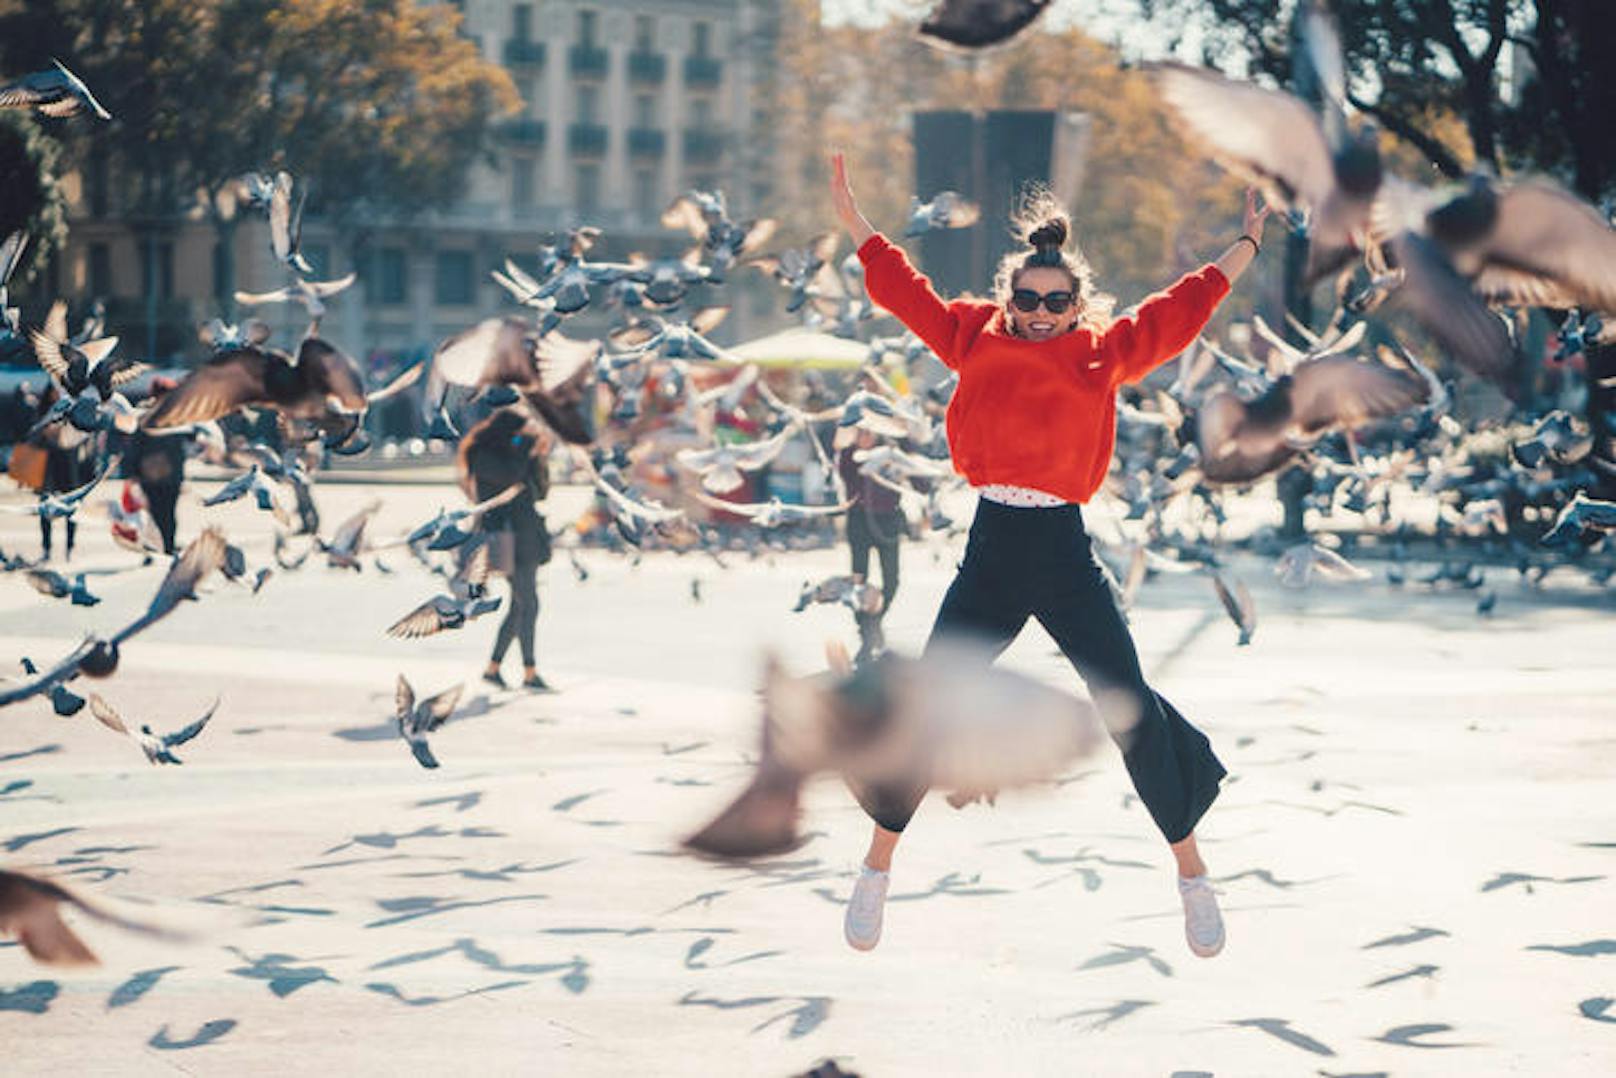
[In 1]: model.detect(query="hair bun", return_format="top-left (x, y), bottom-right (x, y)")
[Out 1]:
top-left (1027, 217), bottom-right (1068, 252)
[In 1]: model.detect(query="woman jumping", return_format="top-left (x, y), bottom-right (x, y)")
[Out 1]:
top-left (829, 152), bottom-right (1267, 958)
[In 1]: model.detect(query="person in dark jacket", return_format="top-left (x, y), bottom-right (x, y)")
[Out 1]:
top-left (33, 386), bottom-right (93, 561)
top-left (457, 407), bottom-right (554, 692)
top-left (121, 377), bottom-right (185, 553)
top-left (837, 426), bottom-right (906, 662)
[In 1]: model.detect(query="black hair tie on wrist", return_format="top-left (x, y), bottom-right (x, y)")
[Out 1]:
top-left (1237, 234), bottom-right (1261, 255)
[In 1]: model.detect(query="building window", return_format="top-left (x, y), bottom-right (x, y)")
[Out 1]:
top-left (577, 84), bottom-right (599, 124)
top-left (689, 97), bottom-right (713, 128)
top-left (578, 9), bottom-right (597, 46)
top-left (634, 15), bottom-right (655, 50)
top-left (435, 250), bottom-right (474, 305)
top-left (89, 242), bottom-right (112, 297)
top-left (513, 3), bottom-right (532, 41)
top-left (512, 154), bottom-right (536, 211)
top-left (576, 164), bottom-right (600, 213)
top-left (692, 21), bottom-right (710, 56)
top-left (365, 247), bottom-right (408, 305)
top-left (634, 169), bottom-right (658, 219)
top-left (634, 94), bottom-right (656, 128)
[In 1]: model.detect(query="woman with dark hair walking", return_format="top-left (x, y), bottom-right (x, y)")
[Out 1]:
top-left (457, 407), bottom-right (555, 692)
top-left (830, 152), bottom-right (1267, 958)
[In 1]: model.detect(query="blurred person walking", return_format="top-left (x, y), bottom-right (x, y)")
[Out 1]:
top-left (457, 407), bottom-right (555, 692)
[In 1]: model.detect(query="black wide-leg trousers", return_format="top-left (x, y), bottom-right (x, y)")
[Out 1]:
top-left (849, 498), bottom-right (1226, 844)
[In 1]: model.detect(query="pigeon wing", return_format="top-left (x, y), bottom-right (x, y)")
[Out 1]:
top-left (386, 599), bottom-right (449, 639)
top-left (0, 639), bottom-right (93, 709)
top-left (420, 683), bottom-right (464, 728)
top-left (1474, 179), bottom-right (1616, 314)
top-left (1148, 62), bottom-right (1335, 214)
top-left (111, 526), bottom-right (228, 645)
top-left (142, 350), bottom-right (272, 429)
top-left (164, 697), bottom-right (219, 748)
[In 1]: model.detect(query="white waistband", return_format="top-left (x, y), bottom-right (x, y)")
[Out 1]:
top-left (976, 484), bottom-right (1069, 508)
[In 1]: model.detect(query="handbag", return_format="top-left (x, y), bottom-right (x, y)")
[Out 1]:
top-left (6, 443), bottom-right (47, 491)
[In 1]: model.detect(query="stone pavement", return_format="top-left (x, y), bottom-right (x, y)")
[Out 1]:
top-left (1, 479), bottom-right (1613, 1075)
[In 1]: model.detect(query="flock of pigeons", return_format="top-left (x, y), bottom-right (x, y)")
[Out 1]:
top-left (4, 0), bottom-right (1616, 964)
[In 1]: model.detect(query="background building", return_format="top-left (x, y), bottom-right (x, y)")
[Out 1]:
top-left (47, 0), bottom-right (783, 366)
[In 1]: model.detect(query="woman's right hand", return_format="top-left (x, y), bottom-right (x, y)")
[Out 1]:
top-left (830, 152), bottom-right (876, 246)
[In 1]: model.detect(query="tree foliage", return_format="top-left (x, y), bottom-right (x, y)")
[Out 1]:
top-left (1133, 0), bottom-right (1616, 201)
top-left (770, 1), bottom-right (1252, 309)
top-left (0, 114), bottom-right (69, 284)
top-left (0, 0), bottom-right (520, 222)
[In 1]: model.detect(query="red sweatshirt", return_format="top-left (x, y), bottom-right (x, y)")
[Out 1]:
top-left (857, 233), bottom-right (1230, 504)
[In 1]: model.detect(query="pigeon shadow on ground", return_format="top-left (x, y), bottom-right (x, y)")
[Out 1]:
top-left (0, 980), bottom-right (60, 1014)
top-left (365, 979), bottom-right (530, 1007)
top-left (149, 1019), bottom-right (237, 1050)
top-left (108, 966), bottom-right (183, 1009)
top-left (0, 744), bottom-right (62, 765)
top-left (364, 892), bottom-right (550, 929)
top-left (369, 937), bottom-right (590, 992)
top-left (677, 991), bottom-right (832, 1039)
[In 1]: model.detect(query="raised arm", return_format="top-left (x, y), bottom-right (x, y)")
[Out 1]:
top-left (831, 152), bottom-right (961, 365)
top-left (1103, 188), bottom-right (1268, 386)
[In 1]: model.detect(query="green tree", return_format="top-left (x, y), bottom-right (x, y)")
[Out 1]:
top-left (0, 0), bottom-right (519, 310)
top-left (0, 113), bottom-right (69, 288)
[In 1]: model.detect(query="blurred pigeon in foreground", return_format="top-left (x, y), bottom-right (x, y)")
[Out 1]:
top-left (686, 641), bottom-right (1106, 858)
top-left (0, 868), bottom-right (184, 966)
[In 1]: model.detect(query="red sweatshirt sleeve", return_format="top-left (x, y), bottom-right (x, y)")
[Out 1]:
top-left (856, 233), bottom-right (966, 369)
top-left (1100, 264), bottom-right (1231, 387)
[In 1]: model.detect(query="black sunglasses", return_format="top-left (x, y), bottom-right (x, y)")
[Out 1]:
top-left (1010, 288), bottom-right (1075, 314)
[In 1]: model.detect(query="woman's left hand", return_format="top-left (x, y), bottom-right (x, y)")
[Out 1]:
top-left (1242, 187), bottom-right (1271, 243)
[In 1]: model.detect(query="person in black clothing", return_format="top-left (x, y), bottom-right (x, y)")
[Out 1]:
top-left (837, 427), bottom-right (905, 662)
top-left (121, 377), bottom-right (185, 553)
top-left (457, 408), bottom-right (554, 692)
top-left (33, 386), bottom-right (92, 561)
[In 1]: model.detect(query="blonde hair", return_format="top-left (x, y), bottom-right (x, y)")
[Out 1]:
top-left (991, 186), bottom-right (1115, 331)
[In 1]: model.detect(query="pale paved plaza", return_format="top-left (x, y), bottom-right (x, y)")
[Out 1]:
top-left (2, 479), bottom-right (1613, 1076)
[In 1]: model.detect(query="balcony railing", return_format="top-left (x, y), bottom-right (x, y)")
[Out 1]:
top-left (569, 44), bottom-right (610, 78)
top-left (569, 123), bottom-right (609, 157)
top-left (682, 128), bottom-right (724, 164)
top-left (627, 51), bottom-right (666, 84)
top-left (628, 128), bottom-right (666, 158)
top-left (503, 39), bottom-right (547, 66)
top-left (684, 55), bottom-right (722, 87)
top-left (497, 118), bottom-right (547, 146)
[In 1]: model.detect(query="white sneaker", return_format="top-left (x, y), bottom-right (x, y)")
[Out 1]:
top-left (1179, 874), bottom-right (1225, 957)
top-left (844, 866), bottom-right (890, 951)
